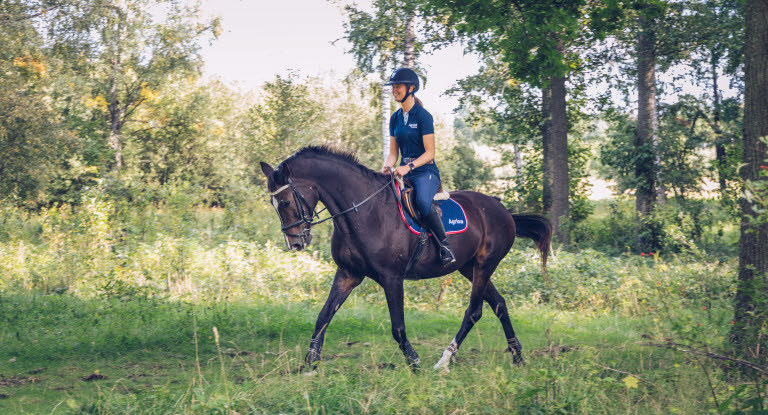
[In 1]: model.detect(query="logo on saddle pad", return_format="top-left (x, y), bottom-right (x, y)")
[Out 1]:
top-left (448, 218), bottom-right (464, 225)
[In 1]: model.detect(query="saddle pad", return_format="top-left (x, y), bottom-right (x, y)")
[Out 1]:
top-left (396, 183), bottom-right (468, 235)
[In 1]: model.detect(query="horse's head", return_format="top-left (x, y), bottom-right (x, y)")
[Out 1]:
top-left (261, 161), bottom-right (320, 251)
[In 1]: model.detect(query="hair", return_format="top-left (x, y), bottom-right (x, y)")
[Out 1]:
top-left (414, 96), bottom-right (424, 108)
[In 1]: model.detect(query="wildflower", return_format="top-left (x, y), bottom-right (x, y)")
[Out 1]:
top-left (641, 253), bottom-right (645, 257)
top-left (731, 321), bottom-right (735, 324)
top-left (698, 323), bottom-right (701, 326)
top-left (649, 252), bottom-right (655, 256)
top-left (702, 306), bottom-right (707, 310)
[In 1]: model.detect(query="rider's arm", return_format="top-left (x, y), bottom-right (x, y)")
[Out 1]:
top-left (383, 136), bottom-right (399, 171)
top-left (410, 134), bottom-right (435, 169)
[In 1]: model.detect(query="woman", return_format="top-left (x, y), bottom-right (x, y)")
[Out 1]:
top-left (381, 68), bottom-right (455, 266)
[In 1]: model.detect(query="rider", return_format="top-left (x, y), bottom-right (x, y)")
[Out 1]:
top-left (381, 68), bottom-right (456, 267)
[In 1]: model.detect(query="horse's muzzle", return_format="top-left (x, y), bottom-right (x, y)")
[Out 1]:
top-left (288, 233), bottom-right (312, 251)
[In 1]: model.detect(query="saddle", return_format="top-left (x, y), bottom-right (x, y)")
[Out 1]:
top-left (397, 176), bottom-right (450, 223)
top-left (393, 177), bottom-right (468, 278)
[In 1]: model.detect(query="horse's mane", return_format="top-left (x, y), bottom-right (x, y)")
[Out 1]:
top-left (275, 145), bottom-right (387, 184)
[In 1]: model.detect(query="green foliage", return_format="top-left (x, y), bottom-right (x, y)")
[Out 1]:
top-left (439, 143), bottom-right (493, 191)
top-left (342, 0), bottom-right (422, 73)
top-left (574, 197), bottom-right (739, 257)
top-left (742, 136), bottom-right (768, 226)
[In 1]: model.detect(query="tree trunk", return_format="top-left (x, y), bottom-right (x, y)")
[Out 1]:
top-left (635, 13), bottom-right (658, 250)
top-left (108, 71), bottom-right (123, 170)
top-left (403, 11), bottom-right (416, 69)
top-left (550, 71), bottom-right (570, 244)
top-left (513, 143), bottom-right (524, 190)
top-left (730, 0), bottom-right (768, 365)
top-left (712, 53), bottom-right (728, 193)
top-left (654, 94), bottom-right (666, 204)
top-left (107, 12), bottom-right (124, 171)
top-left (381, 67), bottom-right (390, 162)
top-left (541, 83), bottom-right (553, 215)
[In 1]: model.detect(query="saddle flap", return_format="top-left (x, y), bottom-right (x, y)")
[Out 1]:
top-left (401, 186), bottom-right (421, 221)
top-left (396, 181), bottom-right (468, 236)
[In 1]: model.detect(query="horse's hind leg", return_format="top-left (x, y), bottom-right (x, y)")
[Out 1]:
top-left (482, 282), bottom-right (523, 364)
top-left (433, 261), bottom-right (492, 372)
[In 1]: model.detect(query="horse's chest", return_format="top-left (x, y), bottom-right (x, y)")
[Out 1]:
top-left (331, 234), bottom-right (367, 273)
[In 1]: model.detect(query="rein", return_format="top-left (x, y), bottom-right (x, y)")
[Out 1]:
top-left (270, 174), bottom-right (396, 240)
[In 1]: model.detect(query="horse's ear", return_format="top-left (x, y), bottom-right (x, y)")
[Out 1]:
top-left (260, 162), bottom-right (274, 178)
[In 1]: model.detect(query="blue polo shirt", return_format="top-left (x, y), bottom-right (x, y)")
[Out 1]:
top-left (389, 102), bottom-right (439, 176)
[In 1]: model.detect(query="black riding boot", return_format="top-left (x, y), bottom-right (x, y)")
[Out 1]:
top-left (423, 204), bottom-right (456, 266)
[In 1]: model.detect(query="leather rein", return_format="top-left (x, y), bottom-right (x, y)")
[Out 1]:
top-left (269, 175), bottom-right (396, 241)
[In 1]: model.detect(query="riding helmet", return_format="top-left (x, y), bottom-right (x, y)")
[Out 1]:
top-left (385, 68), bottom-right (420, 102)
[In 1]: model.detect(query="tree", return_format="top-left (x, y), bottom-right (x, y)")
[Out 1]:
top-left (0, 1), bottom-right (76, 204)
top-left (421, 0), bottom-right (589, 243)
top-left (686, 0), bottom-right (744, 194)
top-left (244, 74), bottom-right (323, 170)
top-left (592, 0), bottom-right (715, 251)
top-left (730, 0), bottom-right (768, 366)
top-left (341, 0), bottom-right (422, 161)
top-left (46, 0), bottom-right (219, 171)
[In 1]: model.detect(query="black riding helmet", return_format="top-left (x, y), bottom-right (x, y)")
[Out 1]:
top-left (385, 68), bottom-right (420, 103)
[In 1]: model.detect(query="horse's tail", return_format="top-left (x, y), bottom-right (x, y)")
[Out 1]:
top-left (511, 213), bottom-right (552, 271)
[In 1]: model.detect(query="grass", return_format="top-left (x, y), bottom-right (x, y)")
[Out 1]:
top-left (0, 195), bottom-right (762, 413)
top-left (0, 292), bottom-right (757, 414)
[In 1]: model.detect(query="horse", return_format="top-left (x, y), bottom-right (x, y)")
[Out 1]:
top-left (260, 146), bottom-right (551, 372)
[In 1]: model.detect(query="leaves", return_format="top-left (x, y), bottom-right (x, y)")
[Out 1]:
top-left (622, 375), bottom-right (639, 389)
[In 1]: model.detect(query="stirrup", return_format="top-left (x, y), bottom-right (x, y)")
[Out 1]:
top-left (438, 242), bottom-right (456, 266)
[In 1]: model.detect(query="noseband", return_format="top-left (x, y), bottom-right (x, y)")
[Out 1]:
top-left (269, 178), bottom-right (323, 244)
top-left (269, 175), bottom-right (395, 243)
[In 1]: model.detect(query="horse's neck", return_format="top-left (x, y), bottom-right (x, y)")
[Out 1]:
top-left (298, 159), bottom-right (388, 219)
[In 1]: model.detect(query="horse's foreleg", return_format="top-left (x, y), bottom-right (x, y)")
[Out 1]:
top-left (305, 268), bottom-right (362, 369)
top-left (383, 279), bottom-right (420, 368)
top-left (483, 282), bottom-right (523, 364)
top-left (434, 264), bottom-right (491, 372)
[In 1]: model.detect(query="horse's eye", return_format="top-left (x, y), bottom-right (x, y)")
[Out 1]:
top-left (279, 200), bottom-right (291, 208)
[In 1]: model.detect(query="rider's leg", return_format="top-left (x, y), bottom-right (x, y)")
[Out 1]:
top-left (410, 173), bottom-right (455, 266)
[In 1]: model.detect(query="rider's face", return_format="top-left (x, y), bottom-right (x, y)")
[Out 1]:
top-left (392, 84), bottom-right (411, 101)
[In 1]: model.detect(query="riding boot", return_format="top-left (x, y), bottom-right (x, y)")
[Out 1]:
top-left (423, 204), bottom-right (456, 266)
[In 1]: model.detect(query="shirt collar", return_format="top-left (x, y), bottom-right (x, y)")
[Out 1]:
top-left (404, 101), bottom-right (421, 116)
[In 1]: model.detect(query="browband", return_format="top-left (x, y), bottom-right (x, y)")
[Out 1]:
top-left (268, 184), bottom-right (291, 196)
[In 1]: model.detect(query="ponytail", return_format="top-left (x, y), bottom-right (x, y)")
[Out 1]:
top-left (415, 96), bottom-right (424, 108)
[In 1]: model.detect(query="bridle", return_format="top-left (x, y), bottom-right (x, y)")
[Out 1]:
top-left (269, 175), bottom-right (395, 245)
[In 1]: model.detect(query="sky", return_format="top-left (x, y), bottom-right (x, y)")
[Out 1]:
top-left (199, 0), bottom-right (481, 121)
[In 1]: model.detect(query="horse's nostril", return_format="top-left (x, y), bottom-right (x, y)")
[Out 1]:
top-left (292, 243), bottom-right (304, 251)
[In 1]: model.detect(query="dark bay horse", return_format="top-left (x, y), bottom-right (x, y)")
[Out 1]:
top-left (260, 146), bottom-right (551, 371)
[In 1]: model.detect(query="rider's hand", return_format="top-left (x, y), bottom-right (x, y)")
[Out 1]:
top-left (382, 165), bottom-right (392, 174)
top-left (393, 165), bottom-right (411, 178)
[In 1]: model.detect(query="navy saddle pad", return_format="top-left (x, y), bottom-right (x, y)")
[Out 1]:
top-left (396, 183), bottom-right (468, 235)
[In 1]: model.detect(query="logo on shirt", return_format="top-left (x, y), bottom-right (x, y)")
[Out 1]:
top-left (408, 123), bottom-right (418, 128)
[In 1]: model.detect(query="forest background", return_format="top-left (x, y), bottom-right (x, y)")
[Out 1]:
top-left (1, 0), bottom-right (767, 413)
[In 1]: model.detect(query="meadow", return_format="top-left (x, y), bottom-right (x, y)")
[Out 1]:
top-left (0, 189), bottom-right (762, 414)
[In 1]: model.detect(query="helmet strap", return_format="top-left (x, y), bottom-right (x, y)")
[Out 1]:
top-left (396, 85), bottom-right (415, 103)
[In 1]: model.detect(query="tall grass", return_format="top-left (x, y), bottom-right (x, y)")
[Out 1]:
top-left (0, 188), bottom-right (763, 414)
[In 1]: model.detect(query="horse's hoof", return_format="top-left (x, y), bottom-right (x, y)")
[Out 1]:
top-left (433, 349), bottom-right (453, 373)
top-left (511, 352), bottom-right (524, 365)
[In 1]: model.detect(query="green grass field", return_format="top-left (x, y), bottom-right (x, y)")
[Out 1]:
top-left (0, 200), bottom-right (763, 414)
top-left (0, 291), bottom-right (754, 414)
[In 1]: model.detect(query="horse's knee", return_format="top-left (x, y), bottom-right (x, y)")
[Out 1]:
top-left (465, 307), bottom-right (482, 324)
